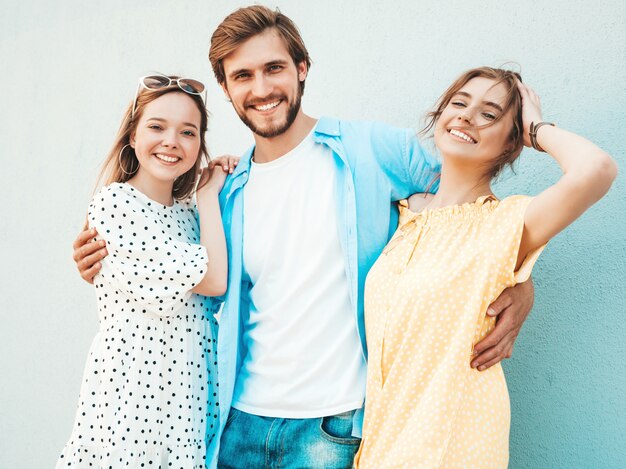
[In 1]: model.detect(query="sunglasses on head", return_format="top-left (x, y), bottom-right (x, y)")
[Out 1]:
top-left (131, 74), bottom-right (207, 120)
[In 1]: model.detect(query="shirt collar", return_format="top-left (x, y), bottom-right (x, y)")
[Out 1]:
top-left (313, 116), bottom-right (340, 138)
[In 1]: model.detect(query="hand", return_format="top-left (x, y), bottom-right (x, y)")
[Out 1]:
top-left (209, 154), bottom-right (239, 174)
top-left (72, 228), bottom-right (107, 284)
top-left (471, 279), bottom-right (535, 370)
top-left (517, 81), bottom-right (543, 147)
top-left (197, 155), bottom-right (240, 196)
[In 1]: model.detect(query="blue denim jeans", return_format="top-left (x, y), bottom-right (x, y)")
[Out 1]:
top-left (217, 408), bottom-right (361, 469)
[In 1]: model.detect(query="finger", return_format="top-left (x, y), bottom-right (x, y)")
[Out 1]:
top-left (516, 80), bottom-right (529, 96)
top-left (525, 86), bottom-right (540, 105)
top-left (487, 291), bottom-right (513, 317)
top-left (81, 263), bottom-right (101, 284)
top-left (74, 239), bottom-right (105, 262)
top-left (77, 247), bottom-right (107, 272)
top-left (474, 351), bottom-right (510, 371)
top-left (473, 315), bottom-right (512, 353)
top-left (471, 345), bottom-right (500, 369)
top-left (73, 228), bottom-right (96, 250)
top-left (472, 338), bottom-right (514, 369)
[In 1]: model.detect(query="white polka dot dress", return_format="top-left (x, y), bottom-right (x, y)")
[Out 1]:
top-left (355, 195), bottom-right (545, 468)
top-left (56, 183), bottom-right (219, 468)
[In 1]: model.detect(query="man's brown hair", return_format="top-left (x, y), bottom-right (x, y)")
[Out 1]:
top-left (209, 5), bottom-right (312, 92)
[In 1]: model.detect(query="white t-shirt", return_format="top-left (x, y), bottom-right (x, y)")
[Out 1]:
top-left (232, 129), bottom-right (367, 418)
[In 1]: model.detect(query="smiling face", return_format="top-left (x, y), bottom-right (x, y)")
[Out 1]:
top-left (220, 29), bottom-right (307, 138)
top-left (130, 92), bottom-right (202, 186)
top-left (434, 77), bottom-right (515, 176)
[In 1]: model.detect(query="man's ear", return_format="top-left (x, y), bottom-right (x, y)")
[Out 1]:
top-left (297, 60), bottom-right (308, 83)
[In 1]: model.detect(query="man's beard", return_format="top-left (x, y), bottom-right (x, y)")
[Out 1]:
top-left (237, 89), bottom-right (302, 139)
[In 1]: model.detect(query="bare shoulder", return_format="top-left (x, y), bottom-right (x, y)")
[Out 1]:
top-left (407, 192), bottom-right (434, 213)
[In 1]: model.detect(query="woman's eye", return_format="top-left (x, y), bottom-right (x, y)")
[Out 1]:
top-left (451, 101), bottom-right (466, 108)
top-left (182, 130), bottom-right (196, 137)
top-left (482, 112), bottom-right (496, 120)
top-left (148, 124), bottom-right (162, 130)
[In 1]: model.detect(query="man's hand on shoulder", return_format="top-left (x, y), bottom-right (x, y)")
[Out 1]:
top-left (72, 228), bottom-right (107, 284)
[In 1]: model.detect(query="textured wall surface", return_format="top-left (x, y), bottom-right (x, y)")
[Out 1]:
top-left (1, 1), bottom-right (624, 467)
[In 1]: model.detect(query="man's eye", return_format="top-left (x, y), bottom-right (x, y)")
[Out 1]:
top-left (235, 73), bottom-right (250, 80)
top-left (268, 65), bottom-right (283, 72)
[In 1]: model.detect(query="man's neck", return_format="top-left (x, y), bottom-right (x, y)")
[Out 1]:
top-left (252, 111), bottom-right (317, 163)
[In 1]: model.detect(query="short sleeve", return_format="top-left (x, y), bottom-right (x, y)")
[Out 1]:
top-left (87, 184), bottom-right (209, 317)
top-left (368, 122), bottom-right (440, 199)
top-left (487, 195), bottom-right (547, 287)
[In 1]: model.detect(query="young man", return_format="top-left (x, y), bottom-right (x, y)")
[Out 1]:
top-left (73, 5), bottom-right (535, 468)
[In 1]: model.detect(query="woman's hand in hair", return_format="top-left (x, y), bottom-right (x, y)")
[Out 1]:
top-left (517, 81), bottom-right (544, 147)
top-left (72, 228), bottom-right (107, 284)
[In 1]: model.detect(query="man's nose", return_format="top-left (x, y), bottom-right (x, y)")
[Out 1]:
top-left (251, 74), bottom-right (273, 99)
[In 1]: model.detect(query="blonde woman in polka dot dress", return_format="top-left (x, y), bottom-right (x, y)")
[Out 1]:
top-left (56, 75), bottom-right (237, 468)
top-left (355, 67), bottom-right (617, 468)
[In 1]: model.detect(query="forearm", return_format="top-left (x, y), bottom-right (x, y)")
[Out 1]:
top-left (192, 189), bottom-right (228, 296)
top-left (536, 125), bottom-right (617, 196)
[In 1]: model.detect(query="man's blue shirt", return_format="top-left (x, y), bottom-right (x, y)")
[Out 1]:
top-left (207, 117), bottom-right (439, 466)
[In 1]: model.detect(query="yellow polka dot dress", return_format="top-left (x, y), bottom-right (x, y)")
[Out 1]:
top-left (355, 195), bottom-right (545, 468)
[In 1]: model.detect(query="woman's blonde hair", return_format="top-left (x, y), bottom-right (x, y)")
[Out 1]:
top-left (93, 77), bottom-right (210, 199)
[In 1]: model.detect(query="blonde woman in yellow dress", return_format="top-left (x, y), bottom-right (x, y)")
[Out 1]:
top-left (355, 67), bottom-right (617, 468)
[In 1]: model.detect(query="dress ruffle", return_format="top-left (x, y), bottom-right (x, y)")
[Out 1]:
top-left (56, 442), bottom-right (207, 468)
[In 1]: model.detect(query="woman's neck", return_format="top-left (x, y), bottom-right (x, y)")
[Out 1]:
top-left (127, 171), bottom-right (174, 206)
top-left (428, 161), bottom-right (493, 209)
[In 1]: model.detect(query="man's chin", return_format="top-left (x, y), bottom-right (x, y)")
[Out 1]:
top-left (253, 123), bottom-right (291, 139)
top-left (237, 93), bottom-right (302, 139)
top-left (242, 116), bottom-right (291, 139)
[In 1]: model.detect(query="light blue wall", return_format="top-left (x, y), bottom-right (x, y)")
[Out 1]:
top-left (1, 1), bottom-right (624, 467)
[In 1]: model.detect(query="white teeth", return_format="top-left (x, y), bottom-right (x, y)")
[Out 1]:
top-left (155, 154), bottom-right (179, 163)
top-left (449, 129), bottom-right (476, 143)
top-left (254, 101), bottom-right (280, 111)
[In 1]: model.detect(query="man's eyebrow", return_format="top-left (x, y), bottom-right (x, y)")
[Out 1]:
top-left (228, 60), bottom-right (290, 78)
top-left (228, 67), bottom-right (251, 79)
top-left (453, 91), bottom-right (504, 112)
top-left (265, 59), bottom-right (289, 67)
top-left (146, 117), bottom-right (198, 130)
